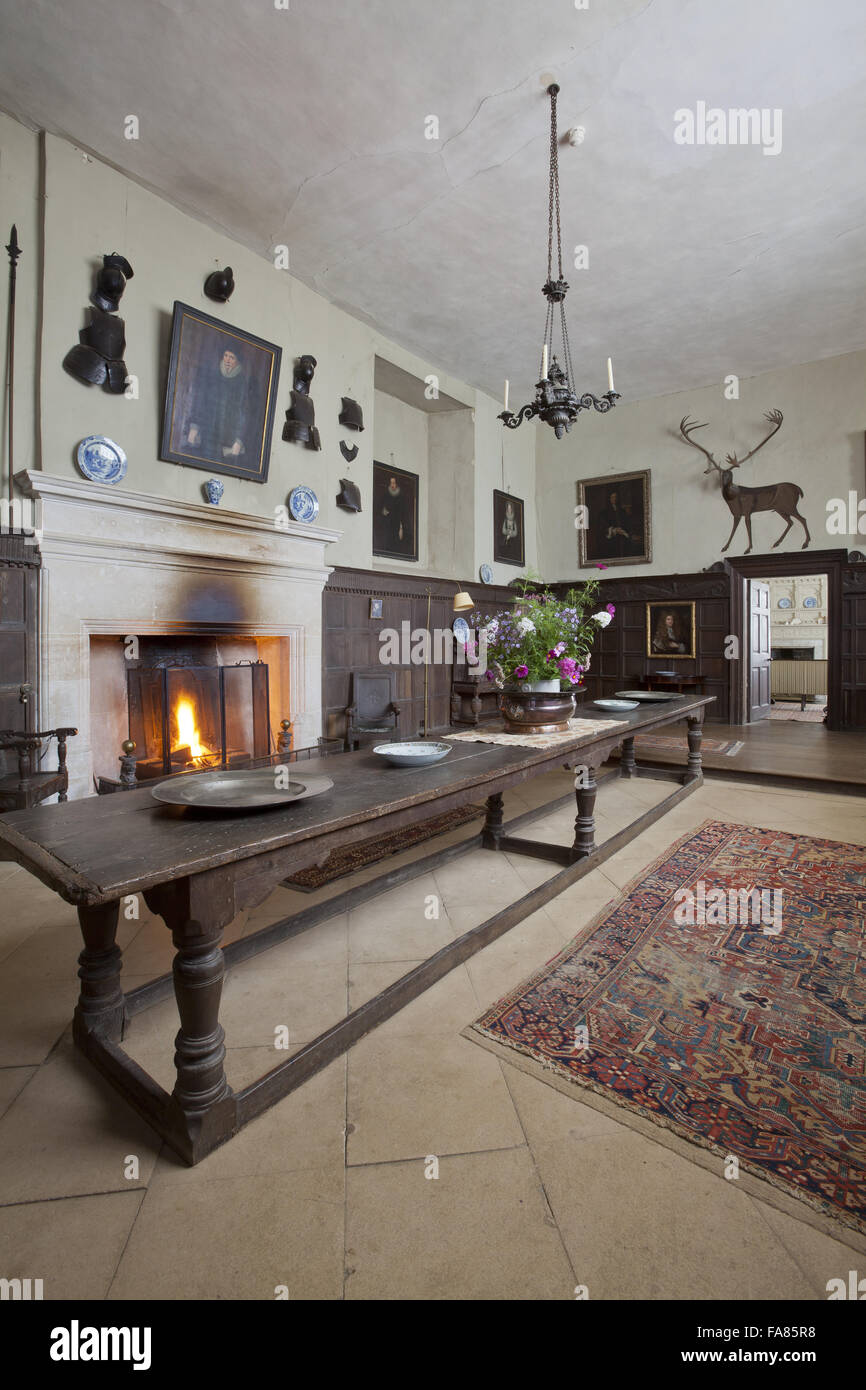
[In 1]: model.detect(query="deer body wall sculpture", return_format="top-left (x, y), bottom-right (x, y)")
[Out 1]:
top-left (678, 409), bottom-right (810, 553)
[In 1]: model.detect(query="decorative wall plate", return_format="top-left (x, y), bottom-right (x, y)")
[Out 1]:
top-left (287, 485), bottom-right (319, 523)
top-left (76, 435), bottom-right (128, 485)
top-left (777, 597), bottom-right (792, 609)
top-left (479, 563), bottom-right (494, 584)
top-left (802, 596), bottom-right (818, 609)
top-left (452, 616), bottom-right (470, 645)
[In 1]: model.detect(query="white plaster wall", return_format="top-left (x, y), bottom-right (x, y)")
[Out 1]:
top-left (9, 122), bottom-right (534, 580)
top-left (473, 399), bottom-right (537, 585)
top-left (536, 351), bottom-right (866, 580)
top-left (429, 409), bottom-right (475, 580)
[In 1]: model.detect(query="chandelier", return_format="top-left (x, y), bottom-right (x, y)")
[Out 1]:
top-left (499, 84), bottom-right (619, 439)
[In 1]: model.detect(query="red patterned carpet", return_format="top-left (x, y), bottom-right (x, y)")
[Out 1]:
top-left (469, 821), bottom-right (866, 1238)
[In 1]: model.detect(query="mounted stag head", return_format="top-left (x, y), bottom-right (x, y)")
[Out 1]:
top-left (677, 409), bottom-right (810, 554)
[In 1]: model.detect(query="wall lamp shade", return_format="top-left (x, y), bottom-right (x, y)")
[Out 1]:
top-left (453, 591), bottom-right (474, 612)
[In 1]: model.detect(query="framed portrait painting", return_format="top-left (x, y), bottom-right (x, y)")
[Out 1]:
top-left (646, 601), bottom-right (696, 660)
top-left (576, 469), bottom-right (652, 567)
top-left (160, 302), bottom-right (281, 483)
top-left (493, 489), bottom-right (525, 567)
top-left (372, 461), bottom-right (419, 562)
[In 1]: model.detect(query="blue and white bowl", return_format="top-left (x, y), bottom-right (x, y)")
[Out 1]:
top-left (373, 741), bottom-right (452, 768)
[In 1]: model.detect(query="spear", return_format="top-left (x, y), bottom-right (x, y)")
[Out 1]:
top-left (5, 224), bottom-right (21, 507)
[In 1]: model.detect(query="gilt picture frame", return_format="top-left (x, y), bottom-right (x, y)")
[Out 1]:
top-left (160, 301), bottom-right (281, 483)
top-left (577, 469), bottom-right (652, 567)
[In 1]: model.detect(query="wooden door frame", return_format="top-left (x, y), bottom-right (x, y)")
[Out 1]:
top-left (725, 549), bottom-right (845, 730)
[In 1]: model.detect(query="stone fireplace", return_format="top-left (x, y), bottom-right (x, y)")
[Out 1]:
top-left (17, 472), bottom-right (340, 800)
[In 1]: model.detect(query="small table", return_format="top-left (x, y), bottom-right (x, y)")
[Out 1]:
top-left (643, 673), bottom-right (703, 695)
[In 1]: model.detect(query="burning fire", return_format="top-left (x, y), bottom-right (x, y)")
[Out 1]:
top-left (174, 698), bottom-right (212, 763)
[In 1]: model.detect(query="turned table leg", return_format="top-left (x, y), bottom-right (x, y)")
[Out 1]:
top-left (686, 715), bottom-right (703, 782)
top-left (169, 916), bottom-right (230, 1115)
top-left (572, 766), bottom-right (599, 860)
top-left (73, 901), bottom-right (125, 1043)
top-left (482, 791), bottom-right (505, 850)
top-left (619, 736), bottom-right (636, 778)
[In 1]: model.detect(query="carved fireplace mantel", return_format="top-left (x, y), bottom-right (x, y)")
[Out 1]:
top-left (14, 471), bottom-right (342, 799)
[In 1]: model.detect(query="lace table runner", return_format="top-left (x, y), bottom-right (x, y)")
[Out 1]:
top-left (445, 717), bottom-right (630, 751)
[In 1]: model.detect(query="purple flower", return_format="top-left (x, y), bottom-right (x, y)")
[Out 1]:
top-left (485, 670), bottom-right (495, 681)
top-left (606, 603), bottom-right (616, 615)
top-left (596, 564), bottom-right (609, 570)
top-left (515, 664), bottom-right (529, 679)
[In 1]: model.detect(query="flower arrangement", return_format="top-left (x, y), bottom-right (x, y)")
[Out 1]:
top-left (478, 572), bottom-right (615, 689)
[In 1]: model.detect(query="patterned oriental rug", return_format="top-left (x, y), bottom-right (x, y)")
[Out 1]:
top-left (468, 821), bottom-right (866, 1242)
top-left (284, 803), bottom-right (483, 890)
top-left (614, 733), bottom-right (743, 756)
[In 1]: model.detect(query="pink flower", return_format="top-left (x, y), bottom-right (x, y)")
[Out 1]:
top-left (606, 603), bottom-right (616, 615)
top-left (515, 664), bottom-right (529, 679)
top-left (596, 564), bottom-right (609, 570)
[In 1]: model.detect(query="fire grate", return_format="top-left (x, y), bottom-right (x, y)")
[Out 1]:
top-left (127, 661), bottom-right (270, 780)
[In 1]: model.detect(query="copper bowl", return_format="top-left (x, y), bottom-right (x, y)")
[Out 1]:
top-left (498, 686), bottom-right (584, 734)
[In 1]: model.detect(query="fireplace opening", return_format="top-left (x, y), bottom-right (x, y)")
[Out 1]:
top-left (128, 660), bottom-right (271, 780)
top-left (89, 632), bottom-right (292, 789)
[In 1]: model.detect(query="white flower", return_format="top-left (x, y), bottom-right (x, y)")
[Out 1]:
top-left (485, 619), bottom-right (499, 639)
top-left (593, 611), bottom-right (612, 628)
top-left (517, 617), bottom-right (536, 635)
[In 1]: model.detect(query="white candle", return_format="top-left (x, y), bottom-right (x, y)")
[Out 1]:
top-left (542, 344), bottom-right (549, 378)
top-left (607, 357), bottom-right (615, 392)
top-left (504, 379), bottom-right (509, 411)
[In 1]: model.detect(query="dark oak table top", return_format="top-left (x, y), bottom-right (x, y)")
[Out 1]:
top-left (0, 696), bottom-right (713, 906)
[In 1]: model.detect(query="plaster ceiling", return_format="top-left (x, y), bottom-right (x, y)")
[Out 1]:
top-left (1, 0), bottom-right (865, 404)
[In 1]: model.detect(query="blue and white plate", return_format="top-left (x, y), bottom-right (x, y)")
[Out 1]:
top-left (479, 563), bottom-right (493, 584)
top-left (452, 616), bottom-right (470, 645)
top-left (287, 485), bottom-right (319, 523)
top-left (76, 436), bottom-right (127, 485)
top-left (802, 596), bottom-right (818, 609)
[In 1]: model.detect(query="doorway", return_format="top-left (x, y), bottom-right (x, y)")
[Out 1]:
top-left (752, 574), bottom-right (829, 723)
top-left (726, 549), bottom-right (844, 731)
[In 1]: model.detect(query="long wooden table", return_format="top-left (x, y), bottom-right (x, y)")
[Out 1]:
top-left (0, 695), bottom-right (713, 1164)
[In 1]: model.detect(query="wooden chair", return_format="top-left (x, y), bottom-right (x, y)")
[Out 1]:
top-left (0, 728), bottom-right (78, 811)
top-left (345, 672), bottom-right (401, 751)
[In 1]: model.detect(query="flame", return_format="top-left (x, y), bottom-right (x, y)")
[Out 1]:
top-left (174, 698), bottom-right (211, 761)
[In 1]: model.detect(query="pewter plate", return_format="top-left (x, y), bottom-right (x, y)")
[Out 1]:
top-left (151, 769), bottom-right (333, 810)
top-left (615, 690), bottom-right (684, 702)
top-left (593, 698), bottom-right (640, 710)
top-left (373, 741), bottom-right (452, 768)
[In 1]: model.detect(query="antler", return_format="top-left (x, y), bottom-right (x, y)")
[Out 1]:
top-left (679, 416), bottom-right (719, 468)
top-left (726, 409), bottom-right (783, 468)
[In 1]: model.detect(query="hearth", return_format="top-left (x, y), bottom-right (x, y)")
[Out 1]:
top-left (127, 654), bottom-right (270, 781)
